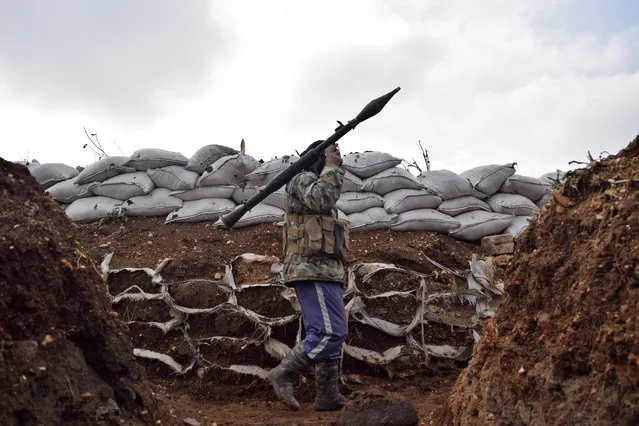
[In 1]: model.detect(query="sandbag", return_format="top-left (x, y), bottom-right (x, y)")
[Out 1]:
top-left (383, 189), bottom-right (442, 214)
top-left (261, 186), bottom-right (286, 209)
top-left (186, 144), bottom-right (239, 174)
top-left (417, 170), bottom-right (486, 200)
top-left (391, 209), bottom-right (460, 232)
top-left (342, 151), bottom-right (402, 178)
top-left (337, 192), bottom-right (384, 215)
top-left (90, 172), bottom-right (155, 200)
top-left (449, 211), bottom-right (513, 241)
top-left (30, 163), bottom-right (79, 189)
top-left (460, 163), bottom-right (516, 196)
top-left (233, 204), bottom-right (285, 228)
top-left (75, 156), bottom-right (136, 184)
top-left (122, 188), bottom-right (183, 217)
top-left (538, 170), bottom-right (566, 185)
top-left (197, 154), bottom-right (259, 186)
top-left (499, 174), bottom-right (551, 202)
top-left (536, 192), bottom-right (552, 207)
top-left (348, 207), bottom-right (398, 232)
top-left (146, 165), bottom-right (199, 191)
top-left (362, 168), bottom-right (424, 196)
top-left (245, 155), bottom-right (299, 186)
top-left (342, 171), bottom-right (364, 192)
top-left (232, 185), bottom-right (259, 204)
top-left (437, 196), bottom-right (491, 216)
top-left (65, 196), bottom-right (123, 222)
top-left (125, 148), bottom-right (189, 171)
top-left (504, 216), bottom-right (532, 238)
top-left (165, 198), bottom-right (236, 223)
top-left (170, 185), bottom-right (236, 201)
top-left (485, 193), bottom-right (539, 216)
top-left (46, 176), bottom-right (94, 203)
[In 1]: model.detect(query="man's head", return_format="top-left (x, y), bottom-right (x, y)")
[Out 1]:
top-left (300, 140), bottom-right (326, 174)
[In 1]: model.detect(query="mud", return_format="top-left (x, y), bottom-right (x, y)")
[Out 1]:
top-left (168, 279), bottom-right (230, 309)
top-left (235, 285), bottom-right (296, 318)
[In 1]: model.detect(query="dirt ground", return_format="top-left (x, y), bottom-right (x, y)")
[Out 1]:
top-left (449, 136), bottom-right (639, 425)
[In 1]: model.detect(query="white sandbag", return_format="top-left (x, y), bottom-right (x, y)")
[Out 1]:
top-left (30, 163), bottom-right (79, 189)
top-left (197, 154), bottom-right (259, 186)
top-left (499, 175), bottom-right (551, 202)
top-left (538, 170), bottom-right (566, 185)
top-left (505, 216), bottom-right (532, 238)
top-left (449, 211), bottom-right (514, 241)
top-left (341, 171), bottom-right (364, 192)
top-left (232, 185), bottom-right (259, 204)
top-left (245, 155), bottom-right (299, 186)
top-left (90, 172), bottom-right (155, 200)
top-left (186, 144), bottom-right (239, 174)
top-left (417, 170), bottom-right (486, 200)
top-left (337, 192), bottom-right (384, 214)
top-left (76, 156), bottom-right (136, 184)
top-left (125, 148), bottom-right (188, 171)
top-left (391, 209), bottom-right (460, 232)
top-left (232, 204), bottom-right (285, 228)
top-left (261, 186), bottom-right (286, 209)
top-left (122, 188), bottom-right (183, 217)
top-left (342, 151), bottom-right (402, 178)
top-left (170, 185), bottom-right (236, 201)
top-left (146, 165), bottom-right (199, 191)
top-left (485, 193), bottom-right (539, 216)
top-left (460, 163), bottom-right (516, 196)
top-left (348, 207), bottom-right (398, 232)
top-left (362, 167), bottom-right (424, 196)
top-left (165, 198), bottom-right (236, 223)
top-left (437, 196), bottom-right (491, 216)
top-left (337, 209), bottom-right (349, 222)
top-left (383, 189), bottom-right (442, 214)
top-left (46, 176), bottom-right (94, 203)
top-left (65, 196), bottom-right (123, 222)
top-left (536, 193), bottom-right (552, 207)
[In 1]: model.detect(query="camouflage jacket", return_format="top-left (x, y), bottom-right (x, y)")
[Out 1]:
top-left (282, 164), bottom-right (346, 285)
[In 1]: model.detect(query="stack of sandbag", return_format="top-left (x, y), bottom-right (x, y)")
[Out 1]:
top-left (342, 152), bottom-right (416, 231)
top-left (167, 151), bottom-right (288, 227)
top-left (62, 150), bottom-right (191, 222)
top-left (104, 253), bottom-right (490, 381)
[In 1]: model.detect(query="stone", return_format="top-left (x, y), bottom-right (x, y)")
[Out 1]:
top-left (481, 234), bottom-right (515, 255)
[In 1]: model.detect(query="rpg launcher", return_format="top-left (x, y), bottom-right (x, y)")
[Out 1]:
top-left (218, 86), bottom-right (401, 229)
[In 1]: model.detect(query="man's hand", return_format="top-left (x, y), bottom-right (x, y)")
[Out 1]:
top-left (325, 144), bottom-right (343, 167)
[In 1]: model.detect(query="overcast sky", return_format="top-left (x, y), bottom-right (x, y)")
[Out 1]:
top-left (0, 0), bottom-right (637, 177)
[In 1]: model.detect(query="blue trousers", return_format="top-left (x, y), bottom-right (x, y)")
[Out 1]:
top-left (294, 280), bottom-right (348, 361)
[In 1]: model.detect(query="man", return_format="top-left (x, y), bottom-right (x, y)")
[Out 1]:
top-left (266, 141), bottom-right (350, 412)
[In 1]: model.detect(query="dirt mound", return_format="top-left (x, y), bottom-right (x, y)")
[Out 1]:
top-left (0, 159), bottom-right (160, 425)
top-left (449, 137), bottom-right (639, 425)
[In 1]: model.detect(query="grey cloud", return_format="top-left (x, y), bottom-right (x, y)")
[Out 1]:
top-left (287, 35), bottom-right (443, 127)
top-left (0, 0), bottom-right (232, 121)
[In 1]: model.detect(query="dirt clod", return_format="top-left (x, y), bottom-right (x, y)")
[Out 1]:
top-left (336, 391), bottom-right (419, 426)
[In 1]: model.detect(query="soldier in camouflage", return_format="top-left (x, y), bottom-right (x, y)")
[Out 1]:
top-left (266, 140), bottom-right (349, 412)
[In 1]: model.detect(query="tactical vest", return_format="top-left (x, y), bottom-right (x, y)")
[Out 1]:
top-left (283, 213), bottom-right (350, 261)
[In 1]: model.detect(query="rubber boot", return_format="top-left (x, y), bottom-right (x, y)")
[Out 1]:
top-left (266, 344), bottom-right (313, 411)
top-left (313, 360), bottom-right (347, 411)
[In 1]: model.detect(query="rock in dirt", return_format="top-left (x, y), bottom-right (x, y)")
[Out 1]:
top-left (448, 136), bottom-right (639, 425)
top-left (183, 418), bottom-right (201, 426)
top-left (336, 391), bottom-right (419, 426)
